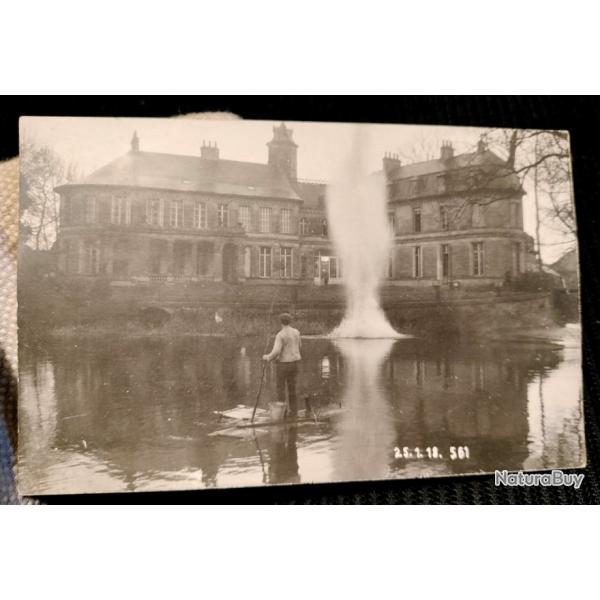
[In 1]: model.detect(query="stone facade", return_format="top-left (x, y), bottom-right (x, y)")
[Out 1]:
top-left (54, 125), bottom-right (536, 289)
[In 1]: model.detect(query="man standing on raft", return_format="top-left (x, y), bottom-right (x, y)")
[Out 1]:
top-left (262, 313), bottom-right (302, 418)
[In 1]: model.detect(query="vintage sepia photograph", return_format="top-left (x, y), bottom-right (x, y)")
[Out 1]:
top-left (16, 116), bottom-right (584, 495)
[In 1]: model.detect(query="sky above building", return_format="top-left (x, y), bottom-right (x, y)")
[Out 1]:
top-left (21, 116), bottom-right (576, 262)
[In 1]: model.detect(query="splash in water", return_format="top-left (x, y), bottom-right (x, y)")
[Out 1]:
top-left (327, 127), bottom-right (405, 338)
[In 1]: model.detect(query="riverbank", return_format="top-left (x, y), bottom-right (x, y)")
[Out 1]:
top-left (23, 289), bottom-right (567, 343)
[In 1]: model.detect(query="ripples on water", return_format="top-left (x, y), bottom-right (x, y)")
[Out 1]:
top-left (17, 327), bottom-right (584, 494)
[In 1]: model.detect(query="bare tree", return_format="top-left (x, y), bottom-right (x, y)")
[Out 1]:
top-left (395, 128), bottom-right (575, 264)
top-left (483, 129), bottom-right (574, 234)
top-left (20, 140), bottom-right (65, 250)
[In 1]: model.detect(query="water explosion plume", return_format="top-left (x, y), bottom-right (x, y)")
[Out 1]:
top-left (327, 127), bottom-right (405, 338)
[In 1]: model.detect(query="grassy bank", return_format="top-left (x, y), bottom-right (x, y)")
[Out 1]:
top-left (19, 275), bottom-right (562, 341)
top-left (48, 306), bottom-right (342, 339)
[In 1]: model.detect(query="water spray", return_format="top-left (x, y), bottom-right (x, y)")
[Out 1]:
top-left (327, 126), bottom-right (407, 339)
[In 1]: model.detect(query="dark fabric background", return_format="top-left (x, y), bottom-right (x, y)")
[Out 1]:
top-left (1, 96), bottom-right (598, 504)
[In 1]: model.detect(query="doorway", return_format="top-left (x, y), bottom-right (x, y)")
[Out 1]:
top-left (222, 243), bottom-right (238, 283)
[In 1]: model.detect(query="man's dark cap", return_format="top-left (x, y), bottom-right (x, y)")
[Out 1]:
top-left (279, 312), bottom-right (293, 325)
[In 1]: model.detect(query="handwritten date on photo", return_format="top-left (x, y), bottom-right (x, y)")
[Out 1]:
top-left (393, 446), bottom-right (471, 460)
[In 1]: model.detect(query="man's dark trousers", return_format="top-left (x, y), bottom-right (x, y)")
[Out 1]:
top-left (276, 361), bottom-right (299, 415)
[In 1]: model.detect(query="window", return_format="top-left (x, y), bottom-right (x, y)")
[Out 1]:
top-left (194, 201), bottom-right (207, 229)
top-left (169, 200), bottom-right (184, 227)
top-left (513, 242), bottom-right (522, 274)
top-left (328, 257), bottom-right (336, 278)
top-left (111, 196), bottom-right (131, 225)
top-left (86, 242), bottom-right (100, 274)
top-left (437, 173), bottom-right (448, 194)
top-left (413, 246), bottom-right (422, 278)
top-left (300, 217), bottom-right (309, 235)
top-left (321, 219), bottom-right (328, 237)
top-left (441, 244), bottom-right (451, 278)
top-left (243, 247), bottom-right (251, 278)
top-left (62, 198), bottom-right (72, 226)
top-left (440, 205), bottom-right (449, 230)
top-left (259, 246), bottom-right (272, 278)
top-left (147, 199), bottom-right (163, 226)
top-left (238, 205), bottom-right (251, 230)
top-left (314, 251), bottom-right (341, 281)
top-left (280, 208), bottom-right (292, 234)
top-left (280, 247), bottom-right (293, 278)
top-left (510, 201), bottom-right (521, 228)
top-left (472, 242), bottom-right (484, 276)
top-left (85, 198), bottom-right (96, 224)
top-left (472, 202), bottom-right (484, 227)
top-left (259, 207), bottom-right (271, 233)
top-left (388, 212), bottom-right (396, 234)
top-left (65, 239), bottom-right (79, 274)
top-left (412, 207), bottom-right (422, 233)
top-left (217, 204), bottom-right (229, 228)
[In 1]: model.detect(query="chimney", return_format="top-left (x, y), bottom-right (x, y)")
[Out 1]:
top-left (131, 130), bottom-right (140, 152)
top-left (440, 140), bottom-right (454, 162)
top-left (201, 140), bottom-right (219, 160)
top-left (383, 152), bottom-right (402, 177)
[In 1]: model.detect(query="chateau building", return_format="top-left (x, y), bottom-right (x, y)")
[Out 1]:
top-left (383, 139), bottom-right (536, 286)
top-left (55, 124), bottom-right (535, 288)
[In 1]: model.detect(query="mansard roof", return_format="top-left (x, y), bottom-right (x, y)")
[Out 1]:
top-left (56, 150), bottom-right (302, 201)
top-left (293, 180), bottom-right (327, 211)
top-left (389, 149), bottom-right (508, 180)
top-left (385, 149), bottom-right (522, 197)
top-left (388, 150), bottom-right (521, 190)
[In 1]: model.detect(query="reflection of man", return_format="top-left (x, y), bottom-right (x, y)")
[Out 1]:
top-left (262, 313), bottom-right (301, 417)
top-left (268, 425), bottom-right (300, 485)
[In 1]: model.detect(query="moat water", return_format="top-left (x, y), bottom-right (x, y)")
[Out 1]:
top-left (18, 326), bottom-right (584, 494)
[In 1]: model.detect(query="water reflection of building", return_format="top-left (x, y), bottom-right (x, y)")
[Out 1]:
top-left (19, 335), bottom-right (582, 493)
top-left (524, 338), bottom-right (585, 471)
top-left (384, 342), bottom-right (562, 474)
